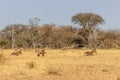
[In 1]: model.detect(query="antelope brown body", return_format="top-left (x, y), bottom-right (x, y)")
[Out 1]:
top-left (84, 48), bottom-right (97, 56)
top-left (37, 49), bottom-right (46, 57)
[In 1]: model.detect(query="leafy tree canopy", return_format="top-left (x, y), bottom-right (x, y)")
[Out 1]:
top-left (71, 13), bottom-right (105, 28)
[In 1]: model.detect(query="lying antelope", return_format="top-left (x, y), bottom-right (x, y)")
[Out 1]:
top-left (84, 48), bottom-right (97, 56)
top-left (11, 48), bottom-right (22, 56)
top-left (37, 49), bottom-right (46, 57)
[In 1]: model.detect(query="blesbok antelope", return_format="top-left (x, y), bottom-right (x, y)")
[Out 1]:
top-left (37, 49), bottom-right (46, 57)
top-left (84, 48), bottom-right (97, 56)
top-left (11, 48), bottom-right (22, 56)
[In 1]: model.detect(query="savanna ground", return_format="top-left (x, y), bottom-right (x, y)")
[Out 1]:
top-left (0, 48), bottom-right (120, 80)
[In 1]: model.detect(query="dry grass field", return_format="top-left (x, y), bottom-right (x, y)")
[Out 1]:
top-left (0, 48), bottom-right (120, 80)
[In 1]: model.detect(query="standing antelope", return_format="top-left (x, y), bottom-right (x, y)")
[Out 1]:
top-left (84, 48), bottom-right (97, 56)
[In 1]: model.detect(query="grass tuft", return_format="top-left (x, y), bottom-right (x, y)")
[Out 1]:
top-left (26, 61), bottom-right (36, 69)
top-left (45, 63), bottom-right (61, 75)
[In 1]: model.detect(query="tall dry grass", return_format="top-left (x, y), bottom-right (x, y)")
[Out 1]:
top-left (0, 49), bottom-right (120, 80)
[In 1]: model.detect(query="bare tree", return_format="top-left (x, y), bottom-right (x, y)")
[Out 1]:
top-left (28, 17), bottom-right (41, 49)
top-left (11, 26), bottom-right (15, 48)
top-left (29, 17), bottom-right (40, 27)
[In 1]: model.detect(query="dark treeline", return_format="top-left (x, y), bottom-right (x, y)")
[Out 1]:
top-left (0, 24), bottom-right (120, 49)
top-left (0, 13), bottom-right (120, 49)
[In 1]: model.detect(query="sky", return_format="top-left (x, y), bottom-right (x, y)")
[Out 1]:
top-left (0, 0), bottom-right (120, 30)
